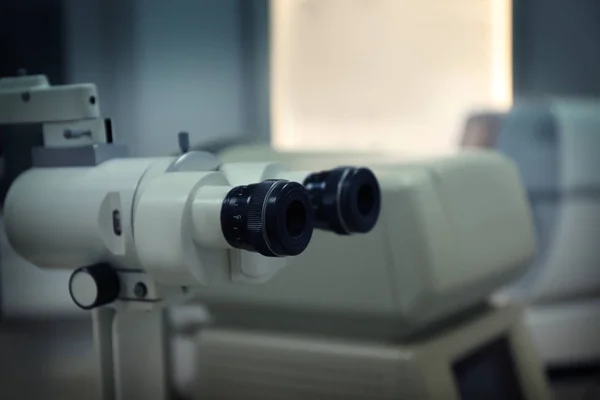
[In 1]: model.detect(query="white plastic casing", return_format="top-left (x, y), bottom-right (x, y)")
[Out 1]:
top-left (133, 171), bottom-right (231, 286)
top-left (3, 158), bottom-right (165, 270)
top-left (198, 148), bottom-right (535, 336)
top-left (3, 156), bottom-right (288, 288)
top-left (0, 76), bottom-right (99, 124)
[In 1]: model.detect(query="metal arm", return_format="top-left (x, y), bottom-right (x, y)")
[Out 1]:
top-left (0, 74), bottom-right (108, 147)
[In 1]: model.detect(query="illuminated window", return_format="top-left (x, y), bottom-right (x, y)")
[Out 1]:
top-left (270, 0), bottom-right (512, 156)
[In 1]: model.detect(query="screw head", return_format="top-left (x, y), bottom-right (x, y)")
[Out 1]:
top-left (112, 210), bottom-right (122, 236)
top-left (134, 282), bottom-right (148, 299)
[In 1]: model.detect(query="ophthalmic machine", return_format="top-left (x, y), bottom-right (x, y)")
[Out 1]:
top-left (495, 99), bottom-right (600, 366)
top-left (0, 75), bottom-right (383, 400)
top-left (459, 103), bottom-right (600, 368)
top-left (180, 145), bottom-right (553, 400)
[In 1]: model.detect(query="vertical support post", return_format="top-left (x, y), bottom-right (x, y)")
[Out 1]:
top-left (92, 308), bottom-right (117, 400)
top-left (92, 307), bottom-right (171, 400)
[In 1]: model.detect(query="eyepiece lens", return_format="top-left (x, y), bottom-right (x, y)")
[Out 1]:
top-left (303, 166), bottom-right (381, 235)
top-left (285, 200), bottom-right (308, 238)
top-left (357, 183), bottom-right (375, 216)
top-left (220, 180), bottom-right (314, 257)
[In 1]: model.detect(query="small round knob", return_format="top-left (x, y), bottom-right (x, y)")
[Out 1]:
top-left (69, 265), bottom-right (120, 310)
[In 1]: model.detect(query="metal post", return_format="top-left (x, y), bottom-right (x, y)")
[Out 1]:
top-left (92, 308), bottom-right (171, 400)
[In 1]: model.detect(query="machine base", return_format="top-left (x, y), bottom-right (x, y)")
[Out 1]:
top-left (192, 305), bottom-right (551, 400)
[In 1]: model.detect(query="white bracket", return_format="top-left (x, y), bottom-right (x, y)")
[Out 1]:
top-left (0, 74), bottom-right (107, 147)
top-left (89, 271), bottom-right (193, 400)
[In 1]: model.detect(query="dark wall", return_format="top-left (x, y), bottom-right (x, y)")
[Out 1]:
top-left (0, 0), bottom-right (64, 82)
top-left (0, 0), bottom-right (63, 203)
top-left (514, 0), bottom-right (600, 98)
top-left (0, 0), bottom-right (64, 316)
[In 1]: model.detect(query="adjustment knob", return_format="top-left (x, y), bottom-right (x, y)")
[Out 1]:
top-left (69, 264), bottom-right (120, 310)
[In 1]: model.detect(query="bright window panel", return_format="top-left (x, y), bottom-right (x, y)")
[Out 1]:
top-left (271, 0), bottom-right (512, 157)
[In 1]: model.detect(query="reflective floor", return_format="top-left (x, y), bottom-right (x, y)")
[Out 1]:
top-left (0, 319), bottom-right (598, 400)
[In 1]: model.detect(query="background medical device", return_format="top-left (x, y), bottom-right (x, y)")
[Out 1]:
top-left (182, 148), bottom-right (551, 399)
top-left (495, 99), bottom-right (600, 367)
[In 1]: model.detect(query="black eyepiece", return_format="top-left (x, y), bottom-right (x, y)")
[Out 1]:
top-left (220, 180), bottom-right (314, 257)
top-left (303, 167), bottom-right (381, 235)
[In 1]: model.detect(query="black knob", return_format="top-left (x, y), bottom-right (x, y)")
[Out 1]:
top-left (220, 179), bottom-right (314, 257)
top-left (68, 264), bottom-right (120, 310)
top-left (303, 167), bottom-right (381, 235)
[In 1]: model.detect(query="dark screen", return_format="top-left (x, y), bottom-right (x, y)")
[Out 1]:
top-left (453, 336), bottom-right (525, 400)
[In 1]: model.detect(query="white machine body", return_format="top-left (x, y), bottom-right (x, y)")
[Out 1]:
top-left (196, 150), bottom-right (535, 337)
top-left (4, 158), bottom-right (164, 271)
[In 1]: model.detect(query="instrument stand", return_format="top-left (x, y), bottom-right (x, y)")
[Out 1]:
top-left (92, 308), bottom-right (171, 400)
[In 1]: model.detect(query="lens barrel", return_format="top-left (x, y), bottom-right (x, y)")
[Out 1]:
top-left (221, 179), bottom-right (314, 257)
top-left (303, 167), bottom-right (381, 235)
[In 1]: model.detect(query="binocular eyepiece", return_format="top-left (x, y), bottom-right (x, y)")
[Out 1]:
top-left (218, 166), bottom-right (381, 258)
top-left (221, 180), bottom-right (314, 257)
top-left (303, 167), bottom-right (381, 235)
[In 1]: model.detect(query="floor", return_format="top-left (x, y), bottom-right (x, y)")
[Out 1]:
top-left (0, 319), bottom-right (598, 400)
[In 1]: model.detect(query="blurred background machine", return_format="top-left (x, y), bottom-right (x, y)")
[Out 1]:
top-left (489, 101), bottom-right (600, 368)
top-left (456, 102), bottom-right (600, 371)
